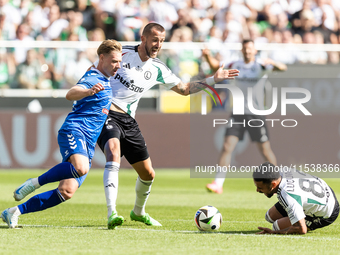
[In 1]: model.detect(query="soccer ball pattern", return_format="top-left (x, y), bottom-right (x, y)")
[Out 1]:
top-left (194, 205), bottom-right (222, 231)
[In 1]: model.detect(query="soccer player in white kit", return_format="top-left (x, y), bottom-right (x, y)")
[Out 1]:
top-left (204, 39), bottom-right (287, 194)
top-left (253, 162), bottom-right (339, 234)
top-left (96, 23), bottom-right (240, 229)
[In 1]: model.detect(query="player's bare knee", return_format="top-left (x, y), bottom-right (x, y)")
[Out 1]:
top-left (74, 165), bottom-right (89, 176)
top-left (58, 188), bottom-right (75, 200)
top-left (222, 143), bottom-right (233, 154)
top-left (141, 168), bottom-right (155, 181)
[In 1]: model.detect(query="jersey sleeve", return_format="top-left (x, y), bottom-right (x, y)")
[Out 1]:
top-left (279, 190), bottom-right (306, 225)
top-left (257, 58), bottom-right (274, 71)
top-left (155, 60), bottom-right (181, 89)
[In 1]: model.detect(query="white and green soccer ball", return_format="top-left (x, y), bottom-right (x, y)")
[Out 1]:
top-left (194, 205), bottom-right (222, 231)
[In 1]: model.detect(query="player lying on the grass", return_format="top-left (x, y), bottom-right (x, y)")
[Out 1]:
top-left (0, 40), bottom-right (122, 228)
top-left (95, 22), bottom-right (240, 229)
top-left (253, 162), bottom-right (339, 234)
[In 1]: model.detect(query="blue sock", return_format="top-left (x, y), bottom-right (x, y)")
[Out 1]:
top-left (38, 162), bottom-right (79, 186)
top-left (18, 189), bottom-right (65, 215)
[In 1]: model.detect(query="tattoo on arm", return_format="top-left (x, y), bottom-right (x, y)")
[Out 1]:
top-left (188, 80), bottom-right (209, 94)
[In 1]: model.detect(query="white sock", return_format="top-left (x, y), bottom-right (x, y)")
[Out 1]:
top-left (9, 206), bottom-right (21, 216)
top-left (133, 176), bottom-right (153, 216)
top-left (31, 177), bottom-right (41, 188)
top-left (215, 170), bottom-right (227, 187)
top-left (103, 161), bottom-right (120, 219)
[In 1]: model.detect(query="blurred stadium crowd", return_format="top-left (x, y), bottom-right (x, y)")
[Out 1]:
top-left (0, 0), bottom-right (340, 89)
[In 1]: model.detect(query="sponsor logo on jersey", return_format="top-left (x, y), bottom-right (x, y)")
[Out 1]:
top-left (144, 71), bottom-right (152, 80)
top-left (123, 63), bottom-right (131, 69)
top-left (114, 73), bottom-right (144, 93)
top-left (102, 108), bottom-right (109, 115)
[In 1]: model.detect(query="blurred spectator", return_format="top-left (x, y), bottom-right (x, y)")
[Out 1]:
top-left (75, 0), bottom-right (96, 31)
top-left (115, 0), bottom-right (146, 41)
top-left (171, 8), bottom-right (198, 38)
top-left (60, 10), bottom-right (87, 41)
top-left (86, 27), bottom-right (105, 63)
top-left (32, 0), bottom-right (56, 33)
top-left (41, 4), bottom-right (68, 41)
top-left (275, 12), bottom-right (291, 31)
top-left (0, 0), bottom-right (22, 30)
top-left (23, 11), bottom-right (43, 39)
top-left (0, 9), bottom-right (16, 40)
top-left (148, 0), bottom-right (178, 35)
top-left (166, 26), bottom-right (201, 82)
top-left (328, 51), bottom-right (339, 64)
top-left (314, 11), bottom-right (334, 43)
top-left (312, 0), bottom-right (336, 31)
top-left (10, 23), bottom-right (34, 65)
top-left (297, 32), bottom-right (328, 64)
top-left (0, 48), bottom-right (14, 88)
top-left (11, 49), bottom-right (48, 89)
top-left (91, 0), bottom-right (117, 38)
top-left (18, 0), bottom-right (35, 21)
top-left (294, 9), bottom-right (318, 39)
top-left (248, 23), bottom-right (268, 44)
top-left (218, 11), bottom-right (243, 43)
top-left (64, 49), bottom-right (92, 88)
top-left (291, 0), bottom-right (314, 32)
top-left (270, 30), bottom-right (298, 64)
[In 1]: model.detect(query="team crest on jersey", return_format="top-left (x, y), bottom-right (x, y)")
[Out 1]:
top-left (136, 66), bottom-right (143, 72)
top-left (144, 71), bottom-right (152, 80)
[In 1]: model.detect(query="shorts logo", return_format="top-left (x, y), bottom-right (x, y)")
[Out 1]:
top-left (65, 150), bottom-right (69, 157)
top-left (144, 71), bottom-right (151, 80)
top-left (102, 108), bottom-right (109, 115)
top-left (67, 134), bottom-right (77, 149)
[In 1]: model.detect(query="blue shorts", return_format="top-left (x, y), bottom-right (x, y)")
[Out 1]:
top-left (58, 130), bottom-right (95, 187)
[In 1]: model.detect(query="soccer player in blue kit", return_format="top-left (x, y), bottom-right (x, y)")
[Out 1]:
top-left (0, 39), bottom-right (122, 228)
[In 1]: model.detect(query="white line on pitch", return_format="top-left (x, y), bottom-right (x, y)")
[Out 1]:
top-left (1, 224), bottom-right (338, 241)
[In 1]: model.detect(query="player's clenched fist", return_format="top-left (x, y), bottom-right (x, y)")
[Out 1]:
top-left (90, 83), bottom-right (105, 95)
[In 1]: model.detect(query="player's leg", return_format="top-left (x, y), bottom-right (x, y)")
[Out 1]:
top-left (129, 157), bottom-right (161, 226)
top-left (2, 154), bottom-right (89, 228)
top-left (206, 135), bottom-right (239, 194)
top-left (13, 131), bottom-right (90, 201)
top-left (97, 114), bottom-right (124, 229)
top-left (103, 138), bottom-right (124, 229)
top-left (248, 116), bottom-right (277, 165)
top-left (256, 141), bottom-right (277, 165)
top-left (265, 202), bottom-right (291, 231)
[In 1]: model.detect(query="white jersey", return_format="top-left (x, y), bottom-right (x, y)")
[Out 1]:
top-left (105, 45), bottom-right (181, 118)
top-left (226, 59), bottom-right (273, 114)
top-left (277, 170), bottom-right (336, 225)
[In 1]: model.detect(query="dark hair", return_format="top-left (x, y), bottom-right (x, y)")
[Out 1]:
top-left (253, 162), bottom-right (281, 184)
top-left (97, 39), bottom-right (122, 56)
top-left (142, 23), bottom-right (165, 37)
top-left (242, 39), bottom-right (254, 45)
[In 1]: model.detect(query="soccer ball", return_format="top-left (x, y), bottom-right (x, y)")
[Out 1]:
top-left (194, 205), bottom-right (222, 231)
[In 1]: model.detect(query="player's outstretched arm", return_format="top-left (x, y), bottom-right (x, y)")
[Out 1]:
top-left (66, 83), bottom-right (105, 101)
top-left (257, 218), bottom-right (307, 235)
top-left (171, 64), bottom-right (239, 96)
top-left (263, 58), bottom-right (287, 71)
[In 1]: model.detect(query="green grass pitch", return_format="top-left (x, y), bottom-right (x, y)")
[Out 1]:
top-left (0, 169), bottom-right (339, 255)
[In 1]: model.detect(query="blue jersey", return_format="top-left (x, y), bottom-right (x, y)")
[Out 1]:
top-left (59, 68), bottom-right (112, 149)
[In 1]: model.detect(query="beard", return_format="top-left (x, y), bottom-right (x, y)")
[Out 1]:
top-left (145, 43), bottom-right (158, 59)
top-left (266, 193), bottom-right (274, 198)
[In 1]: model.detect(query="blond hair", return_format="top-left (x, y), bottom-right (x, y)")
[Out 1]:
top-left (97, 39), bottom-right (122, 56)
